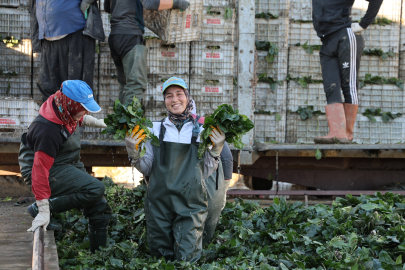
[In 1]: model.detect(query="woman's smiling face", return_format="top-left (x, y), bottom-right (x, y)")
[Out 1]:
top-left (164, 86), bottom-right (188, 115)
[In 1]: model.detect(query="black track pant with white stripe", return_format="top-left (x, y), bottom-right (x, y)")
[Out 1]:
top-left (319, 27), bottom-right (365, 104)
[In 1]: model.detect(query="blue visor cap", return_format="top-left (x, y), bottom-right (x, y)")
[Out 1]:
top-left (61, 80), bottom-right (101, 113)
top-left (162, 77), bottom-right (188, 94)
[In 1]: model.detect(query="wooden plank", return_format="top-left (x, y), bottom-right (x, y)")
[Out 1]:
top-left (32, 227), bottom-right (44, 270)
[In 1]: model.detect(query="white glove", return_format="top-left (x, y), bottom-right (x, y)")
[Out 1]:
top-left (125, 126), bottom-right (146, 160)
top-left (27, 199), bottom-right (50, 232)
top-left (351, 23), bottom-right (364, 35)
top-left (209, 126), bottom-right (226, 157)
top-left (83, 115), bottom-right (107, 128)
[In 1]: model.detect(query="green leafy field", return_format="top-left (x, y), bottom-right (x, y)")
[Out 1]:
top-left (55, 178), bottom-right (405, 269)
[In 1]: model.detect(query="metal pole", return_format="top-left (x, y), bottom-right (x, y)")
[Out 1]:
top-left (275, 151), bottom-right (279, 193)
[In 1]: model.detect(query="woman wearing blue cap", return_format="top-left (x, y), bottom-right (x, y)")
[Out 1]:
top-left (18, 80), bottom-right (112, 253)
top-left (125, 77), bottom-right (229, 262)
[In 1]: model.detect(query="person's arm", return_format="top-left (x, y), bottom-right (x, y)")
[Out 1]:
top-left (220, 142), bottom-right (233, 181)
top-left (31, 151), bottom-right (54, 200)
top-left (359, 0), bottom-right (384, 29)
top-left (140, 0), bottom-right (189, 11)
top-left (131, 140), bottom-right (154, 176)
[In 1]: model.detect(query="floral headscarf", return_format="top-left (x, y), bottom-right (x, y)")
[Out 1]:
top-left (54, 88), bottom-right (86, 134)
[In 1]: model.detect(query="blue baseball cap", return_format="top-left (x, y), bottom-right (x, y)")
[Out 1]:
top-left (61, 80), bottom-right (101, 113)
top-left (162, 77), bottom-right (188, 94)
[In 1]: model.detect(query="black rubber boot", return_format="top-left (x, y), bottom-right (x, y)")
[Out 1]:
top-left (89, 230), bottom-right (108, 253)
top-left (27, 203), bottom-right (62, 231)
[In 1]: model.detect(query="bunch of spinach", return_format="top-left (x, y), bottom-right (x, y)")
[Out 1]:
top-left (55, 180), bottom-right (405, 270)
top-left (255, 12), bottom-right (279, 19)
top-left (296, 106), bottom-right (324, 120)
top-left (362, 108), bottom-right (402, 123)
top-left (360, 73), bottom-right (404, 90)
top-left (198, 104), bottom-right (254, 158)
top-left (258, 73), bottom-right (284, 91)
top-left (287, 75), bottom-right (323, 88)
top-left (256, 41), bottom-right (279, 63)
top-left (295, 41), bottom-right (321, 54)
top-left (102, 96), bottom-right (159, 156)
top-left (363, 48), bottom-right (395, 60)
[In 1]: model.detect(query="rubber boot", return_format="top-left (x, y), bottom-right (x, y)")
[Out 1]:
top-left (119, 45), bottom-right (148, 104)
top-left (314, 103), bottom-right (350, 144)
top-left (343, 103), bottom-right (358, 141)
top-left (89, 230), bottom-right (108, 253)
top-left (27, 203), bottom-right (62, 231)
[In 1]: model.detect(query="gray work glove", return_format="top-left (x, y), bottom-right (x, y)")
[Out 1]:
top-left (125, 125), bottom-right (146, 160)
top-left (82, 115), bottom-right (107, 128)
top-left (172, 0), bottom-right (190, 10)
top-left (27, 199), bottom-right (50, 232)
top-left (80, 0), bottom-right (93, 19)
top-left (209, 126), bottom-right (226, 157)
top-left (351, 23), bottom-right (364, 35)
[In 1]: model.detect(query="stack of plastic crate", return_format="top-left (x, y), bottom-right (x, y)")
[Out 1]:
top-left (0, 5), bottom-right (33, 98)
top-left (188, 0), bottom-right (236, 117)
top-left (286, 0), bottom-right (404, 144)
top-left (253, 0), bottom-right (289, 143)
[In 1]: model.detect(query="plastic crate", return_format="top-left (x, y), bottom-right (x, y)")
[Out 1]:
top-left (363, 23), bottom-right (400, 54)
top-left (255, 0), bottom-right (289, 17)
top-left (399, 51), bottom-right (405, 81)
top-left (257, 49), bottom-right (288, 81)
top-left (254, 113), bottom-right (286, 143)
top-left (0, 7), bottom-right (30, 40)
top-left (189, 75), bottom-right (233, 116)
top-left (100, 11), bottom-right (111, 38)
top-left (201, 7), bottom-right (235, 42)
top-left (97, 76), bottom-right (120, 108)
top-left (0, 97), bottom-right (39, 133)
top-left (359, 84), bottom-right (404, 114)
top-left (146, 39), bottom-right (190, 75)
top-left (287, 46), bottom-right (322, 80)
top-left (289, 22), bottom-right (320, 46)
top-left (289, 0), bottom-right (312, 21)
top-left (286, 112), bottom-right (405, 144)
top-left (191, 41), bottom-right (234, 76)
top-left (359, 54), bottom-right (399, 79)
top-left (287, 81), bottom-right (327, 113)
top-left (98, 42), bottom-right (117, 78)
top-left (255, 81), bottom-right (287, 113)
top-left (0, 74), bottom-right (32, 98)
top-left (0, 0), bottom-right (28, 7)
top-left (0, 39), bottom-right (32, 75)
top-left (203, 0), bottom-right (234, 7)
top-left (351, 0), bottom-right (402, 23)
top-left (144, 74), bottom-right (189, 102)
top-left (255, 18), bottom-right (289, 49)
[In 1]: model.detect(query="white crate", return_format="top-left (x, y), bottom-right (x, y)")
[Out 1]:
top-left (203, 0), bottom-right (234, 7)
top-left (255, 18), bottom-right (289, 49)
top-left (0, 0), bottom-right (28, 7)
top-left (287, 81), bottom-right (327, 113)
top-left (189, 75), bottom-right (233, 116)
top-left (255, 0), bottom-right (289, 17)
top-left (268, 182), bottom-right (294, 199)
top-left (0, 7), bottom-right (30, 40)
top-left (0, 97), bottom-right (39, 130)
top-left (363, 23), bottom-right (400, 54)
top-left (254, 113), bottom-right (286, 143)
top-left (144, 74), bottom-right (189, 102)
top-left (100, 11), bottom-right (111, 38)
top-left (255, 81), bottom-right (287, 113)
top-left (201, 7), bottom-right (235, 42)
top-left (360, 54), bottom-right (399, 79)
top-left (289, 0), bottom-right (312, 21)
top-left (286, 112), bottom-right (405, 144)
top-left (399, 51), bottom-right (405, 81)
top-left (98, 76), bottom-right (120, 108)
top-left (0, 74), bottom-right (32, 98)
top-left (144, 106), bottom-right (168, 122)
top-left (191, 41), bottom-right (234, 76)
top-left (289, 22), bottom-right (320, 46)
top-left (98, 42), bottom-right (117, 78)
top-left (0, 39), bottom-right (32, 75)
top-left (359, 84), bottom-right (404, 114)
top-left (352, 0), bottom-right (402, 23)
top-left (288, 46), bottom-right (322, 81)
top-left (146, 39), bottom-right (190, 75)
top-left (257, 49), bottom-right (288, 81)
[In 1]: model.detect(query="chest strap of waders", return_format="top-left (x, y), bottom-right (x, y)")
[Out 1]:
top-left (31, 114), bottom-right (71, 142)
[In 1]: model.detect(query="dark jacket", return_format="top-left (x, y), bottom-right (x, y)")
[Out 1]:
top-left (30, 0), bottom-right (105, 53)
top-left (312, 0), bottom-right (383, 38)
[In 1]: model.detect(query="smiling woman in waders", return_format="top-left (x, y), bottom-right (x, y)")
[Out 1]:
top-left (125, 77), bottom-right (228, 262)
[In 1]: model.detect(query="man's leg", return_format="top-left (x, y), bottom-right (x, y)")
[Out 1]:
top-left (121, 44), bottom-right (148, 104)
top-left (338, 29), bottom-right (365, 141)
top-left (314, 40), bottom-right (349, 144)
